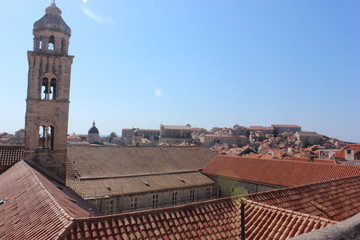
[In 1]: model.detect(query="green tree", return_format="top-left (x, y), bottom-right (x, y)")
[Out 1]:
top-left (109, 132), bottom-right (118, 142)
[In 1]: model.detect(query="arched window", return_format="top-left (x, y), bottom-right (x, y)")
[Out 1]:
top-left (41, 77), bottom-right (56, 100)
top-left (39, 125), bottom-right (54, 149)
top-left (50, 78), bottom-right (56, 100)
top-left (41, 78), bottom-right (49, 99)
top-left (48, 36), bottom-right (55, 50)
top-left (61, 39), bottom-right (65, 53)
top-left (39, 37), bottom-right (43, 50)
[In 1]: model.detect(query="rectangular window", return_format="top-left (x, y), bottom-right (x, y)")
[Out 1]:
top-left (190, 189), bottom-right (195, 202)
top-left (152, 194), bottom-right (159, 208)
top-left (130, 197), bottom-right (138, 209)
top-left (107, 199), bottom-right (114, 214)
top-left (172, 192), bottom-right (178, 206)
top-left (206, 187), bottom-right (211, 199)
top-left (95, 199), bottom-right (102, 212)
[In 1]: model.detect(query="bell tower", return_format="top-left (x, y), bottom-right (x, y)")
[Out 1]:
top-left (24, 2), bottom-right (74, 182)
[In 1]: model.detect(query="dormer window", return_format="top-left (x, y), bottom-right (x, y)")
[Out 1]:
top-left (48, 36), bottom-right (55, 50)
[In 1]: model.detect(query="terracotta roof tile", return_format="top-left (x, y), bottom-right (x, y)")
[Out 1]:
top-left (245, 153), bottom-right (263, 158)
top-left (248, 126), bottom-right (274, 131)
top-left (285, 157), bottom-right (336, 164)
top-left (249, 175), bottom-right (360, 221)
top-left (335, 144), bottom-right (360, 159)
top-left (64, 197), bottom-right (336, 240)
top-left (203, 155), bottom-right (360, 187)
top-left (0, 146), bottom-right (24, 167)
top-left (272, 125), bottom-right (301, 128)
top-left (0, 161), bottom-right (92, 240)
top-left (68, 145), bottom-right (215, 180)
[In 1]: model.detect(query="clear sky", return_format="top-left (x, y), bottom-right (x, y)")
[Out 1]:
top-left (0, 0), bottom-right (359, 142)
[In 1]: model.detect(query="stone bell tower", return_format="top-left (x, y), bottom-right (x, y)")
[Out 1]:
top-left (24, 2), bottom-right (74, 182)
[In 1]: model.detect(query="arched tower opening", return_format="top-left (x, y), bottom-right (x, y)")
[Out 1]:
top-left (41, 76), bottom-right (57, 100)
top-left (48, 35), bottom-right (55, 50)
top-left (39, 125), bottom-right (55, 149)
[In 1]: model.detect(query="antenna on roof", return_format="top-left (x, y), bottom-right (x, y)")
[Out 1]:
top-left (51, 0), bottom-right (56, 5)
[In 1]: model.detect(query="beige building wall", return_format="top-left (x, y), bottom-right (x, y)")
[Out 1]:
top-left (205, 175), bottom-right (282, 198)
top-left (89, 184), bottom-right (215, 215)
top-left (203, 135), bottom-right (248, 147)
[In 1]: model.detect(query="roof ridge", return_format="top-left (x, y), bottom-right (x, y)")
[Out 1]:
top-left (22, 160), bottom-right (75, 222)
top-left (204, 155), bottom-right (360, 187)
top-left (248, 174), bottom-right (360, 198)
top-left (77, 170), bottom-right (200, 180)
top-left (72, 195), bottom-right (337, 225)
top-left (245, 199), bottom-right (338, 224)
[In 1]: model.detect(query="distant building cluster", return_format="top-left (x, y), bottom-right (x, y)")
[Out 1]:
top-left (63, 122), bottom-right (350, 161)
top-left (0, 129), bottom-right (25, 145)
top-left (67, 123), bottom-right (303, 147)
top-left (2, 123), bottom-right (351, 163)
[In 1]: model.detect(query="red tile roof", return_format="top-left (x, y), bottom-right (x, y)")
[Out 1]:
top-left (204, 134), bottom-right (246, 138)
top-left (248, 126), bottom-right (274, 131)
top-left (249, 175), bottom-right (360, 221)
top-left (335, 144), bottom-right (360, 159)
top-left (0, 160), bottom-right (342, 240)
top-left (349, 145), bottom-right (360, 151)
top-left (0, 146), bottom-right (24, 167)
top-left (285, 157), bottom-right (336, 164)
top-left (64, 197), bottom-right (336, 240)
top-left (202, 156), bottom-right (360, 187)
top-left (245, 153), bottom-right (263, 158)
top-left (68, 145), bottom-right (215, 180)
top-left (0, 161), bottom-right (93, 240)
top-left (272, 125), bottom-right (301, 128)
top-left (259, 154), bottom-right (279, 160)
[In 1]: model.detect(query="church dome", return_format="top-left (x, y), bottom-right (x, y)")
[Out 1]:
top-left (33, 3), bottom-right (71, 36)
top-left (88, 121), bottom-right (99, 134)
top-left (88, 126), bottom-right (99, 134)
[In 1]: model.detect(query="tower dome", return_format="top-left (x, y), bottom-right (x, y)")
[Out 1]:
top-left (32, 2), bottom-right (71, 55)
top-left (33, 3), bottom-right (71, 36)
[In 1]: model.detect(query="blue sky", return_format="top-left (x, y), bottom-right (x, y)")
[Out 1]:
top-left (0, 0), bottom-right (359, 142)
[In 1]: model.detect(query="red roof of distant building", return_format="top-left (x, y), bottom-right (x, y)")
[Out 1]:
top-left (245, 153), bottom-right (263, 158)
top-left (249, 175), bottom-right (360, 221)
top-left (335, 144), bottom-right (360, 159)
top-left (248, 126), bottom-right (274, 131)
top-left (272, 124), bottom-right (301, 128)
top-left (352, 145), bottom-right (360, 151)
top-left (64, 197), bottom-right (336, 240)
top-left (204, 134), bottom-right (245, 138)
top-left (285, 157), bottom-right (336, 164)
top-left (0, 145), bottom-right (24, 167)
top-left (202, 156), bottom-right (360, 187)
top-left (259, 154), bottom-right (280, 160)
